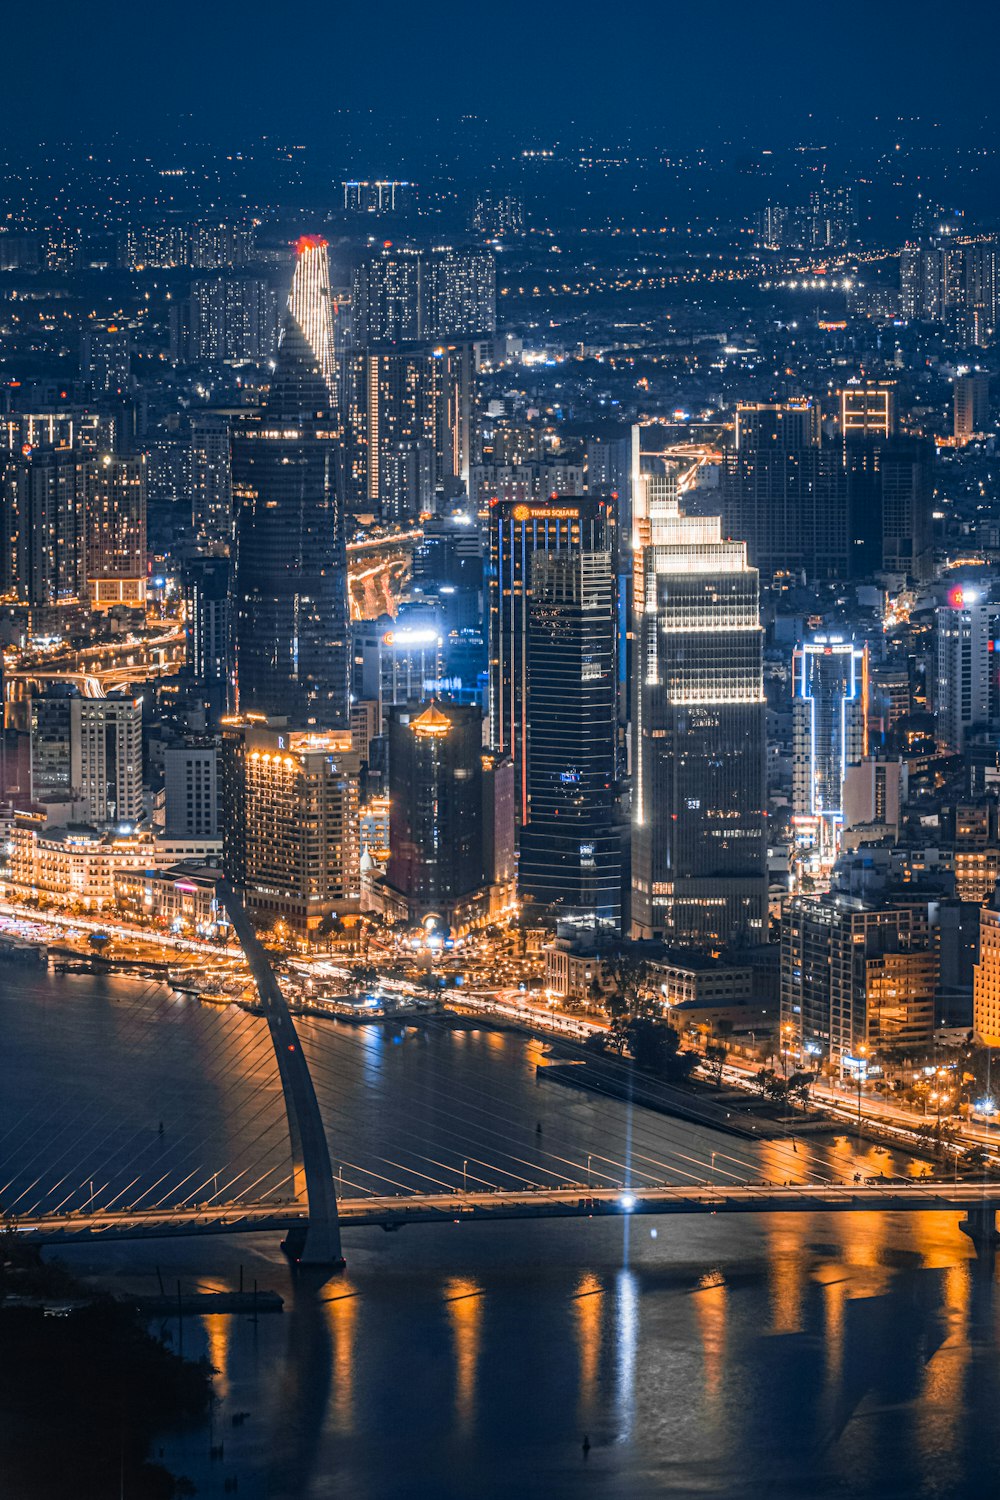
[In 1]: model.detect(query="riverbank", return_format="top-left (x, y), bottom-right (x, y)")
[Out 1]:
top-left (0, 1235), bottom-right (212, 1499)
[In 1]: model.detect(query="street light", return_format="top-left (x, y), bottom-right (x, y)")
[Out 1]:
top-left (856, 1044), bottom-right (868, 1130)
top-left (463, 1158), bottom-right (468, 1193)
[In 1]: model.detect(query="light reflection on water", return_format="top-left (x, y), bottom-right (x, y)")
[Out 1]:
top-left (5, 969), bottom-right (1000, 1497)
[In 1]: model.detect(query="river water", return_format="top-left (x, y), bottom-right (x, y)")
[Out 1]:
top-left (3, 965), bottom-right (1000, 1499)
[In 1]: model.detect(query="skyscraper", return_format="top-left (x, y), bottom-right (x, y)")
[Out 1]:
top-left (343, 347), bottom-right (457, 518)
top-left (953, 373), bottom-right (990, 443)
top-left (287, 236), bottom-right (337, 393)
top-left (0, 445), bottom-right (85, 609)
top-left (230, 312), bottom-right (349, 728)
top-left (487, 495), bottom-right (615, 824)
top-left (935, 584), bottom-right (999, 752)
top-left (83, 454), bottom-right (147, 609)
top-left (631, 495), bottom-right (766, 946)
top-left (75, 696), bottom-right (144, 828)
top-left (385, 702), bottom-right (485, 926)
top-left (517, 550), bottom-right (621, 931)
top-left (791, 636), bottom-right (869, 862)
top-left (719, 401), bottom-right (848, 582)
top-left (221, 718), bottom-right (360, 939)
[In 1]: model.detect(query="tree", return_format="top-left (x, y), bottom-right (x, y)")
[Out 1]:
top-left (962, 1145), bottom-right (990, 1172)
top-left (705, 1042), bottom-right (727, 1088)
top-left (786, 1070), bottom-right (816, 1106)
top-left (603, 947), bottom-right (653, 1023)
top-left (751, 1068), bottom-right (772, 1098)
top-left (625, 1017), bottom-right (694, 1081)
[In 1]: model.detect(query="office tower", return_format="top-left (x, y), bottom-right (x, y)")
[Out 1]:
top-left (843, 756), bottom-right (906, 836)
top-left (935, 586), bottom-right (999, 752)
top-left (230, 312), bottom-right (349, 728)
top-left (81, 323), bottom-right (131, 396)
top-left (183, 556), bottom-right (231, 719)
top-left (488, 495), bottom-right (614, 824)
top-left (288, 237), bottom-right (337, 392)
top-left (517, 551), bottom-right (621, 931)
top-left (974, 889), bottom-right (1000, 1047)
top-left (83, 454), bottom-right (147, 608)
top-left (171, 277), bottom-right (280, 365)
top-left (472, 192), bottom-right (525, 238)
top-left (385, 702), bottom-right (484, 925)
top-left (164, 742), bottom-right (219, 839)
top-left (631, 496), bottom-right (766, 946)
top-left (844, 428), bottom-right (933, 582)
top-left (840, 382), bottom-right (894, 441)
top-left (221, 718), bottom-right (360, 938)
top-left (0, 445), bottom-right (85, 608)
top-left (719, 401), bottom-right (847, 581)
top-left (343, 347), bottom-right (458, 518)
top-left (75, 696), bottom-right (143, 827)
top-left (954, 373), bottom-right (990, 443)
top-left (782, 893), bottom-right (937, 1064)
top-left (190, 413), bottom-right (232, 545)
top-left (350, 617), bottom-right (444, 726)
top-left (791, 636), bottom-right (869, 861)
top-left (878, 438), bottom-right (934, 581)
top-left (343, 181), bottom-right (415, 215)
top-left (412, 510), bottom-right (482, 629)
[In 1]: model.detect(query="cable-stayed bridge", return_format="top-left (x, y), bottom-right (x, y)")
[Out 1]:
top-left (4, 888), bottom-right (999, 1266)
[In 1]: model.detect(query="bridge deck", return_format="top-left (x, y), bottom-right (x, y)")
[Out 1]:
top-left (10, 1181), bottom-right (1000, 1246)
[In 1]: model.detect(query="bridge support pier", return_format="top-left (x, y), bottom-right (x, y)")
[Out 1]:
top-left (221, 884), bottom-right (346, 1274)
top-left (959, 1201), bottom-right (999, 1260)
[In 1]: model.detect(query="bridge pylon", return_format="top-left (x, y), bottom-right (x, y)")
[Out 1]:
top-left (958, 1199), bottom-right (999, 1259)
top-left (219, 883), bottom-right (345, 1270)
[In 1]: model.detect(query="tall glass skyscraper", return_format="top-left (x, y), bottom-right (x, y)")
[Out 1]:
top-left (487, 495), bottom-right (615, 825)
top-left (791, 636), bottom-right (869, 861)
top-left (517, 550), bottom-right (621, 931)
top-left (230, 311), bottom-right (349, 728)
top-left (631, 494), bottom-right (767, 946)
top-left (288, 236), bottom-right (337, 394)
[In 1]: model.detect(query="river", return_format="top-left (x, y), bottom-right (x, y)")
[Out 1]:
top-left (2, 964), bottom-right (1000, 1499)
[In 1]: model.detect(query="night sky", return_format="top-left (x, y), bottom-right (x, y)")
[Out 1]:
top-left (4, 0), bottom-right (999, 150)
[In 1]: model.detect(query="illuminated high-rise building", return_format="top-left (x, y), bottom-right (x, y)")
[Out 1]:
top-left (935, 584), bottom-right (999, 752)
top-left (791, 636), bottom-right (869, 861)
top-left (221, 717), bottom-right (360, 938)
top-left (631, 493), bottom-right (766, 946)
top-left (385, 701), bottom-right (485, 926)
top-left (517, 550), bottom-right (621, 931)
top-left (0, 445), bottom-right (85, 609)
top-left (840, 381), bottom-right (894, 441)
top-left (83, 453), bottom-right (147, 609)
top-left (719, 401), bottom-right (848, 582)
top-left (343, 348), bottom-right (457, 519)
top-left (230, 312), bottom-right (349, 728)
top-left (287, 236), bottom-right (337, 394)
top-left (953, 373), bottom-right (990, 443)
top-left (487, 495), bottom-right (614, 825)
